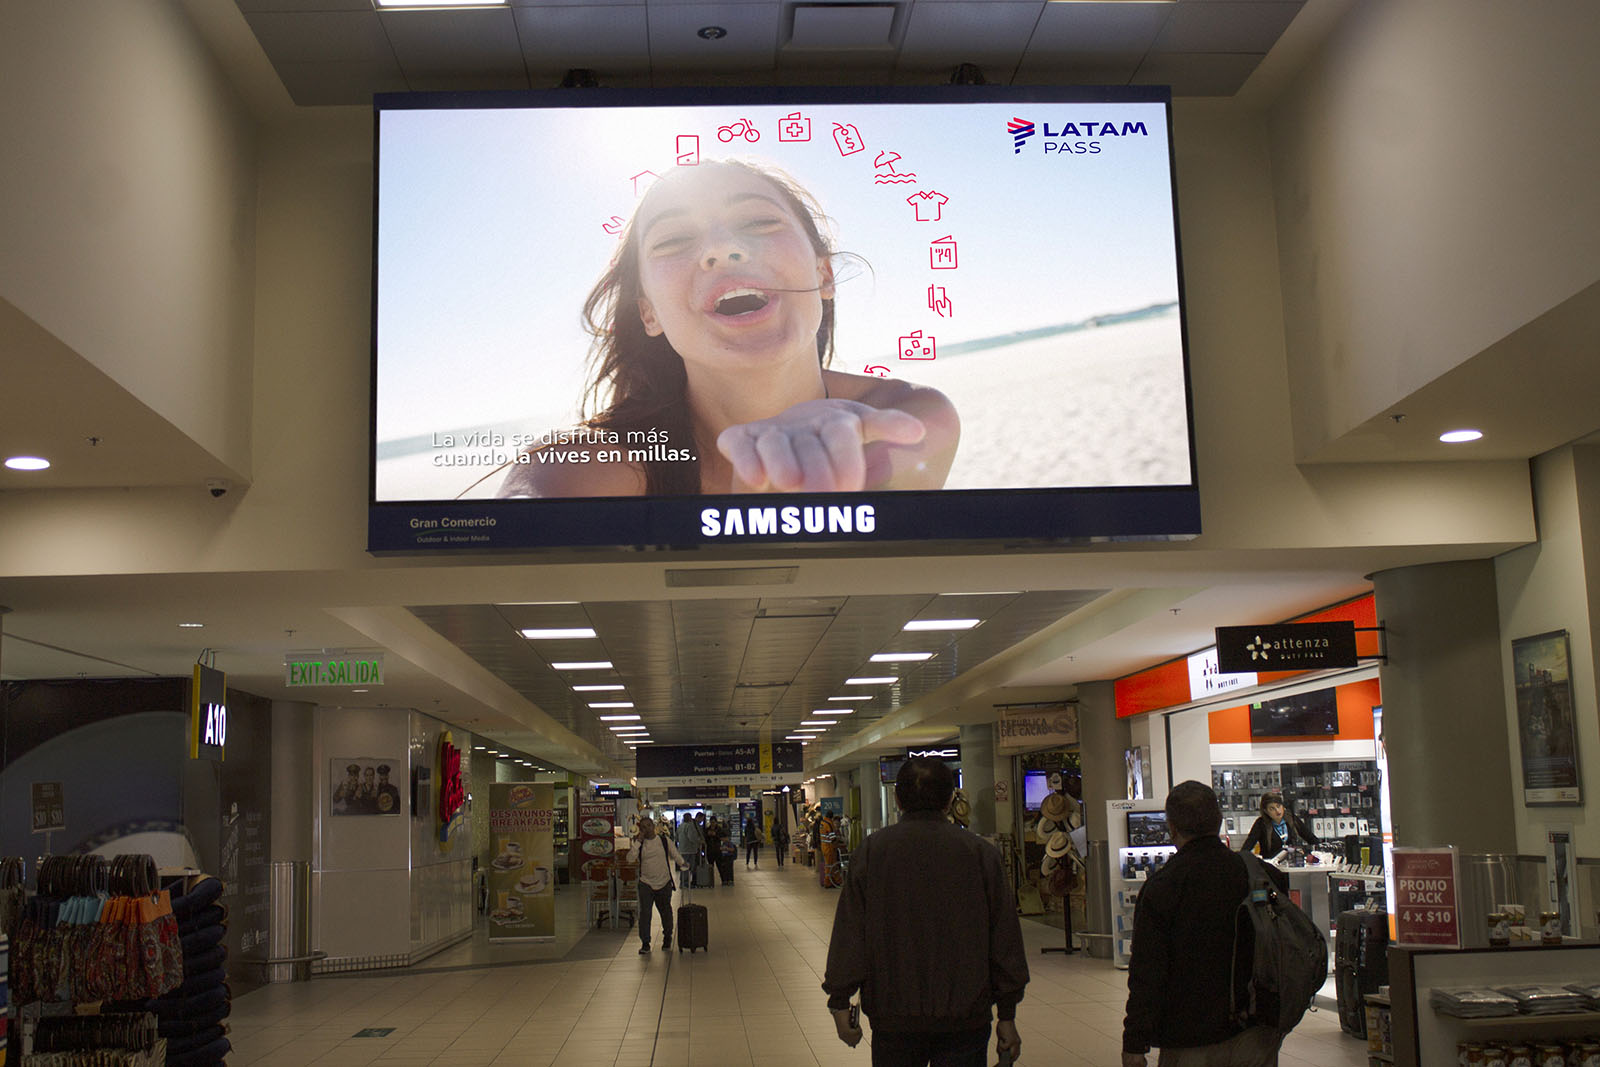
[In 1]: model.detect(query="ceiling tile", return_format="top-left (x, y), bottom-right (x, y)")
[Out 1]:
top-left (1150, 1), bottom-right (1302, 54)
top-left (647, 4), bottom-right (783, 70)
top-left (788, 4), bottom-right (897, 50)
top-left (1133, 51), bottom-right (1263, 95)
top-left (243, 10), bottom-right (395, 64)
top-left (895, 1), bottom-right (1042, 79)
top-left (1014, 52), bottom-right (1143, 85)
top-left (1024, 1), bottom-right (1170, 54)
top-left (379, 8), bottom-right (526, 76)
top-left (515, 5), bottom-right (652, 78)
top-left (234, 0), bottom-right (370, 11)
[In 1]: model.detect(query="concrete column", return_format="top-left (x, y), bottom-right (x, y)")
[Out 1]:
top-left (959, 723), bottom-right (996, 835)
top-left (1077, 681), bottom-right (1129, 954)
top-left (1372, 559), bottom-right (1517, 853)
top-left (857, 760), bottom-right (883, 832)
top-left (1076, 682), bottom-right (1130, 842)
top-left (270, 700), bottom-right (315, 862)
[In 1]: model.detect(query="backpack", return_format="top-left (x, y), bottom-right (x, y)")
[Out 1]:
top-left (1230, 851), bottom-right (1327, 1033)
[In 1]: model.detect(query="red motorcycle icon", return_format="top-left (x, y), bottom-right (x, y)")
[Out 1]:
top-left (717, 118), bottom-right (761, 143)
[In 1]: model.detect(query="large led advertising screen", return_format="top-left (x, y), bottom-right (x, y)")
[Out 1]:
top-left (371, 86), bottom-right (1197, 551)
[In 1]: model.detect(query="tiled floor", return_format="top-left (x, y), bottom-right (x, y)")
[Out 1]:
top-left (230, 862), bottom-right (1369, 1066)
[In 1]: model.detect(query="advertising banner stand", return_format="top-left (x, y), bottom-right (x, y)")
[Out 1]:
top-left (487, 782), bottom-right (557, 942)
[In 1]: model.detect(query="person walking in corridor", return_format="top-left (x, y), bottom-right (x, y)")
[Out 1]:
top-left (822, 757), bottom-right (1028, 1066)
top-left (634, 817), bottom-right (687, 954)
top-left (744, 815), bottom-right (763, 868)
top-left (676, 812), bottom-right (704, 889)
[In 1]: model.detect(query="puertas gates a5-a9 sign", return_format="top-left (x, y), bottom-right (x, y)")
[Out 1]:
top-left (635, 743), bottom-right (804, 788)
top-left (370, 86), bottom-right (1199, 552)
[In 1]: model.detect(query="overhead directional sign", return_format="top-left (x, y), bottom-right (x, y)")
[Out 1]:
top-left (1215, 621), bottom-right (1358, 674)
top-left (636, 743), bottom-right (803, 787)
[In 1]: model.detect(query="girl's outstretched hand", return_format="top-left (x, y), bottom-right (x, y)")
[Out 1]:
top-left (717, 398), bottom-right (926, 492)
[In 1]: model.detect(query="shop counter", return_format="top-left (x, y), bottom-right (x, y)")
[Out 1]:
top-left (1388, 942), bottom-right (1600, 1066)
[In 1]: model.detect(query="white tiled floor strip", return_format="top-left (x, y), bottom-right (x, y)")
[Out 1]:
top-left (229, 862), bottom-right (1369, 1066)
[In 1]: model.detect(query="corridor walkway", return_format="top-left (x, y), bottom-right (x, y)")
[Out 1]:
top-left (229, 861), bottom-right (1368, 1066)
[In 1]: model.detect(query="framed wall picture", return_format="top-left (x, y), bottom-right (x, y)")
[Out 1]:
top-left (1511, 630), bottom-right (1582, 805)
top-left (331, 757), bottom-right (405, 816)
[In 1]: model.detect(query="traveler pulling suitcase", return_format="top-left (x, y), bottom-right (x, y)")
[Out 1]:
top-left (677, 880), bottom-right (709, 953)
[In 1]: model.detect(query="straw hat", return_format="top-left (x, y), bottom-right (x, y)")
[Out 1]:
top-left (1040, 792), bottom-right (1070, 822)
top-left (1040, 852), bottom-right (1058, 876)
top-left (950, 792), bottom-right (971, 826)
top-left (1035, 815), bottom-right (1058, 835)
top-left (1045, 830), bottom-right (1071, 858)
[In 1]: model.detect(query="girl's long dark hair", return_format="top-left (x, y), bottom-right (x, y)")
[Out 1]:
top-left (580, 160), bottom-right (839, 495)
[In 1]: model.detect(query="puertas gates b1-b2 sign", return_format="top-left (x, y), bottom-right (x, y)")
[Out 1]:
top-left (635, 743), bottom-right (804, 788)
top-left (1214, 621), bottom-right (1359, 674)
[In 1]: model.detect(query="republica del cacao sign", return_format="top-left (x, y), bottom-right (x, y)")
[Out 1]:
top-left (996, 704), bottom-right (1078, 754)
top-left (1215, 621), bottom-right (1358, 674)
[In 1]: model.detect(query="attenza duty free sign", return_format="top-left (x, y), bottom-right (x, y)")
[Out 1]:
top-left (285, 653), bottom-right (385, 687)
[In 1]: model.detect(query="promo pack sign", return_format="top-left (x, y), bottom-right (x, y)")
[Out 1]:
top-left (1392, 846), bottom-right (1461, 949)
top-left (487, 782), bottom-right (557, 942)
top-left (996, 704), bottom-right (1078, 754)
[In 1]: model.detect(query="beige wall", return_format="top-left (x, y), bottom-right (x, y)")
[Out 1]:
top-left (1496, 445), bottom-right (1600, 857)
top-left (1267, 1), bottom-right (1600, 456)
top-left (0, 0), bottom-right (258, 476)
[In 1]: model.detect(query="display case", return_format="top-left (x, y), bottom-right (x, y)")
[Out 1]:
top-left (1213, 761), bottom-right (1383, 858)
top-left (1107, 799), bottom-right (1174, 969)
top-left (1388, 943), bottom-right (1600, 1067)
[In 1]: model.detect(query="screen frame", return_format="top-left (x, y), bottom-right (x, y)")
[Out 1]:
top-left (1248, 688), bottom-right (1340, 738)
top-left (369, 84), bottom-right (1199, 554)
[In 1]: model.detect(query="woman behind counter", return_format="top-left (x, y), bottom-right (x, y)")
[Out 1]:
top-left (1240, 791), bottom-right (1319, 860)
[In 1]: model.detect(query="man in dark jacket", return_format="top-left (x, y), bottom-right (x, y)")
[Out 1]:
top-left (1122, 781), bottom-right (1289, 1066)
top-left (823, 757), bottom-right (1028, 1066)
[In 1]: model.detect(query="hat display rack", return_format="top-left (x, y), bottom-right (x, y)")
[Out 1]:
top-left (1034, 788), bottom-right (1086, 957)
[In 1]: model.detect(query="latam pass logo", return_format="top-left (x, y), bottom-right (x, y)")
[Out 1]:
top-left (1007, 117), bottom-right (1036, 154)
top-left (1008, 116), bottom-right (1150, 154)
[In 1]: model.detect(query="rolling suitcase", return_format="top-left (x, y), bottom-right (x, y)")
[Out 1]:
top-left (677, 881), bottom-right (709, 953)
top-left (694, 859), bottom-right (714, 889)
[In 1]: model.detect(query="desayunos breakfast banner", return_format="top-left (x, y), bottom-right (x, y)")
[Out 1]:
top-left (487, 782), bottom-right (556, 942)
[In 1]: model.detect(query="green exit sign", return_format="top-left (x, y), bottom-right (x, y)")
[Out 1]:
top-left (285, 654), bottom-right (385, 687)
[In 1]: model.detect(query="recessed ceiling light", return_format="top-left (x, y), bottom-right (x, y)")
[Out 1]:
top-left (829, 695), bottom-right (874, 702)
top-left (573, 684), bottom-right (625, 691)
top-left (816, 709), bottom-right (854, 716)
top-left (520, 627), bottom-right (597, 639)
top-left (1439, 429), bottom-right (1483, 443)
top-left (940, 590), bottom-right (1019, 596)
top-left (352, 688), bottom-right (368, 693)
top-left (552, 661), bottom-right (613, 670)
top-left (609, 724), bottom-right (646, 731)
top-left (845, 677), bottom-right (897, 685)
top-left (800, 720), bottom-right (830, 726)
top-left (589, 702), bottom-right (635, 709)
top-left (871, 652), bottom-right (934, 662)
top-left (795, 727), bottom-right (826, 733)
top-left (628, 739), bottom-right (654, 744)
top-left (474, 746), bottom-right (486, 751)
top-left (178, 622), bottom-right (205, 629)
top-left (4, 456), bottom-right (50, 471)
top-left (598, 713), bottom-right (641, 721)
top-left (903, 619), bottom-right (979, 631)
top-left (785, 735), bottom-right (809, 740)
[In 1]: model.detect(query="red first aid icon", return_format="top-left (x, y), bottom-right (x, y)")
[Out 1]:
top-left (779, 112), bottom-right (811, 142)
top-left (898, 330), bottom-right (936, 361)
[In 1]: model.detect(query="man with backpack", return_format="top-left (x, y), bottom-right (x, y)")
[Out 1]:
top-left (1122, 780), bottom-right (1320, 1066)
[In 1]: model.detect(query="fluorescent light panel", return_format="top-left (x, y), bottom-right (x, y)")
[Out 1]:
top-left (829, 695), bottom-right (873, 702)
top-left (588, 702), bottom-right (635, 708)
top-left (800, 721), bottom-right (830, 726)
top-left (552, 661), bottom-right (612, 670)
top-left (4, 456), bottom-right (50, 471)
top-left (598, 714), bottom-right (641, 721)
top-left (815, 709), bottom-right (854, 716)
top-left (871, 652), bottom-right (934, 662)
top-left (520, 627), bottom-right (596, 639)
top-left (573, 684), bottom-right (625, 691)
top-left (376, 0), bottom-right (507, 8)
top-left (902, 618), bottom-right (979, 631)
top-left (845, 676), bottom-right (897, 685)
top-left (609, 724), bottom-right (646, 732)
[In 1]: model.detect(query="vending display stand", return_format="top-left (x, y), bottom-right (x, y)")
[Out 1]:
top-left (1106, 799), bottom-right (1173, 969)
top-left (1387, 943), bottom-right (1600, 1066)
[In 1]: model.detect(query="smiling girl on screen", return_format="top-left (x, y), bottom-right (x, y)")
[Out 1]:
top-left (497, 160), bottom-right (959, 498)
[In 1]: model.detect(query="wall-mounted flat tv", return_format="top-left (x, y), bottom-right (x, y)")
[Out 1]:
top-left (1126, 811), bottom-right (1171, 847)
top-left (1249, 688), bottom-right (1339, 738)
top-left (370, 86), bottom-right (1197, 552)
